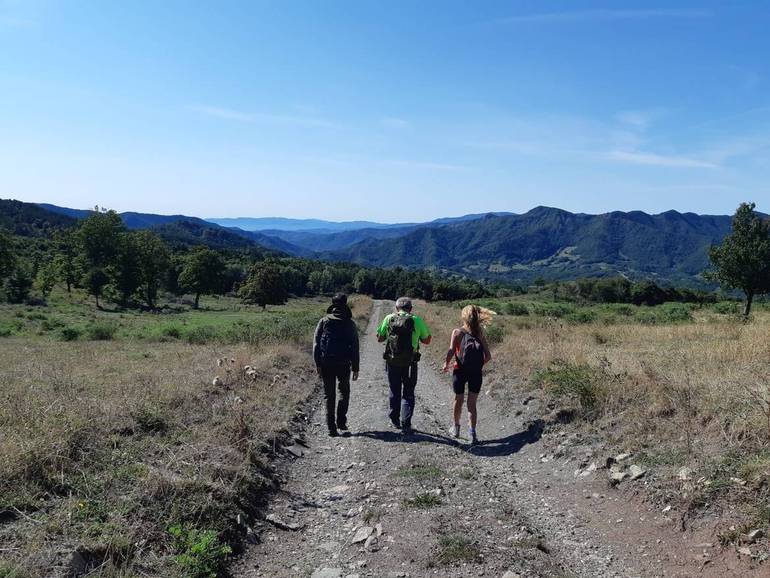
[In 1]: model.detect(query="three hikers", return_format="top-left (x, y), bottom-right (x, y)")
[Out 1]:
top-left (315, 295), bottom-right (493, 443)
top-left (377, 297), bottom-right (432, 433)
top-left (442, 305), bottom-right (494, 444)
top-left (313, 293), bottom-right (359, 437)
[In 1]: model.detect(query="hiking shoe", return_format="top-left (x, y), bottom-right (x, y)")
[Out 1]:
top-left (390, 416), bottom-right (401, 429)
top-left (328, 429), bottom-right (339, 437)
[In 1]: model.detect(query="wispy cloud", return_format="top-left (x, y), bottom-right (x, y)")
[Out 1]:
top-left (615, 108), bottom-right (667, 130)
top-left (382, 159), bottom-right (471, 172)
top-left (380, 117), bottom-right (411, 130)
top-left (607, 150), bottom-right (718, 169)
top-left (498, 9), bottom-right (710, 24)
top-left (186, 105), bottom-right (339, 128)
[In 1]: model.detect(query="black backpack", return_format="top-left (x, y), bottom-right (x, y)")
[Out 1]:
top-left (384, 314), bottom-right (415, 367)
top-left (456, 330), bottom-right (484, 371)
top-left (319, 317), bottom-right (350, 363)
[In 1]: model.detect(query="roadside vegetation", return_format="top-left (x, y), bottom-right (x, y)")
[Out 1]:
top-left (422, 294), bottom-right (770, 544)
top-left (0, 291), bottom-right (371, 577)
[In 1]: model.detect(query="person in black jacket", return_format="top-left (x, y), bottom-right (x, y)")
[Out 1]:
top-left (313, 293), bottom-right (360, 436)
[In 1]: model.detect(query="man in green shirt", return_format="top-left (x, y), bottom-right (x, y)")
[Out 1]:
top-left (377, 297), bottom-right (432, 432)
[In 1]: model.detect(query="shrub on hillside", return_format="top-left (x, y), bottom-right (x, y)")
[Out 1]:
top-left (712, 301), bottom-right (740, 315)
top-left (58, 326), bottom-right (81, 341)
top-left (502, 302), bottom-right (529, 316)
top-left (85, 322), bottom-right (117, 341)
top-left (534, 362), bottom-right (604, 415)
top-left (566, 309), bottom-right (598, 325)
top-left (531, 302), bottom-right (576, 318)
top-left (185, 326), bottom-right (217, 345)
top-left (484, 324), bottom-right (506, 345)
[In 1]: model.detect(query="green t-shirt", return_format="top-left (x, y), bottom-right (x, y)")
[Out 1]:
top-left (377, 312), bottom-right (431, 350)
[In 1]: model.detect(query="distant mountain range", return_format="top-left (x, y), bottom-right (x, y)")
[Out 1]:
top-left (0, 200), bottom-right (736, 286)
top-left (205, 212), bottom-right (513, 233)
top-left (323, 207), bottom-right (732, 285)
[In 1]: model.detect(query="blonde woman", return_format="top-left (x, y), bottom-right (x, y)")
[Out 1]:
top-left (442, 305), bottom-right (494, 444)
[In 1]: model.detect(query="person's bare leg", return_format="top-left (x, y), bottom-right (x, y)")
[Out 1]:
top-left (453, 394), bottom-right (464, 436)
top-left (467, 392), bottom-right (479, 430)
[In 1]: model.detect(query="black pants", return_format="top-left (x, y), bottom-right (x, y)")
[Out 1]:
top-left (387, 362), bottom-right (418, 428)
top-left (321, 363), bottom-right (351, 432)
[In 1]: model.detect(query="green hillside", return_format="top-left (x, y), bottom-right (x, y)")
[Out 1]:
top-left (327, 207), bottom-right (733, 286)
top-left (0, 199), bottom-right (78, 236)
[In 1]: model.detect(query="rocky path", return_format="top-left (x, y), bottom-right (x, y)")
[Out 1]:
top-left (234, 301), bottom-right (761, 578)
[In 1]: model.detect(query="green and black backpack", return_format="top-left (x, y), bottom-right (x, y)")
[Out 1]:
top-left (384, 313), bottom-right (415, 367)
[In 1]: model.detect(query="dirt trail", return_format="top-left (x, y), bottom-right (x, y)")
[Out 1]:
top-left (234, 301), bottom-right (760, 578)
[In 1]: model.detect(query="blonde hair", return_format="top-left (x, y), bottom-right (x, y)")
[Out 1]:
top-left (461, 304), bottom-right (496, 338)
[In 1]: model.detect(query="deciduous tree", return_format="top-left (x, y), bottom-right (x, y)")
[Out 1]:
top-left (239, 259), bottom-right (287, 309)
top-left (178, 247), bottom-right (225, 309)
top-left (709, 202), bottom-right (770, 316)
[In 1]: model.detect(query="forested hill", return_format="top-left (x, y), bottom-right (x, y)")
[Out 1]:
top-left (0, 199), bottom-right (79, 236)
top-left (26, 201), bottom-right (295, 254)
top-left (325, 206), bottom-right (733, 285)
top-left (4, 200), bottom-right (738, 286)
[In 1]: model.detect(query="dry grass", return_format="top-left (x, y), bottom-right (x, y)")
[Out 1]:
top-left (420, 300), bottom-right (770, 529)
top-left (0, 295), bottom-right (373, 576)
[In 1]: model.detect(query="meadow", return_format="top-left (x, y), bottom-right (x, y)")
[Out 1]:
top-left (420, 297), bottom-right (770, 540)
top-left (0, 291), bottom-right (371, 577)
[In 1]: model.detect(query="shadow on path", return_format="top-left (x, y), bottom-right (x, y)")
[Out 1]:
top-left (353, 429), bottom-right (460, 448)
top-left (466, 419), bottom-right (544, 458)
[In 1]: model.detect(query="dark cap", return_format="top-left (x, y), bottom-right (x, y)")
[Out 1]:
top-left (332, 293), bottom-right (348, 306)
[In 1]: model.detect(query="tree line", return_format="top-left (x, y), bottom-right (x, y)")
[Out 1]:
top-left (534, 276), bottom-right (719, 306)
top-left (0, 209), bottom-right (489, 308)
top-left (2, 202), bottom-right (763, 312)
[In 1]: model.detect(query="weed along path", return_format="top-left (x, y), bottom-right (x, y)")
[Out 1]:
top-left (234, 301), bottom-right (760, 578)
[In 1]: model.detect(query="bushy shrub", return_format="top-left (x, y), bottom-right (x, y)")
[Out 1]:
top-left (502, 302), bottom-right (529, 316)
top-left (185, 326), bottom-right (218, 345)
top-left (168, 525), bottom-right (231, 578)
top-left (484, 324), bottom-right (506, 345)
top-left (712, 301), bottom-right (739, 315)
top-left (161, 325), bottom-right (182, 339)
top-left (658, 302), bottom-right (694, 323)
top-left (603, 303), bottom-right (636, 317)
top-left (534, 362), bottom-right (603, 414)
top-left (531, 302), bottom-right (576, 318)
top-left (566, 309), bottom-right (597, 325)
top-left (58, 326), bottom-right (81, 341)
top-left (85, 322), bottom-right (117, 341)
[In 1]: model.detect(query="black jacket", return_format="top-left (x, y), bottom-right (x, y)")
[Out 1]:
top-left (313, 304), bottom-right (360, 372)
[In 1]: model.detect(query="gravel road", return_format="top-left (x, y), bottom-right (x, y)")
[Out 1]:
top-left (233, 301), bottom-right (761, 578)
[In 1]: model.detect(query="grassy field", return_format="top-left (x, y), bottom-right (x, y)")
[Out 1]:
top-left (420, 297), bottom-right (770, 540)
top-left (0, 291), bottom-right (371, 578)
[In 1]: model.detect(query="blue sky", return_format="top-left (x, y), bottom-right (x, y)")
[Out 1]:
top-left (1, 0), bottom-right (769, 222)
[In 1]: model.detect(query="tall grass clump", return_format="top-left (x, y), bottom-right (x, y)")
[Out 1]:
top-left (533, 362), bottom-right (604, 415)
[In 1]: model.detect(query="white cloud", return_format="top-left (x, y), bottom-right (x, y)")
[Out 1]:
top-left (382, 159), bottom-right (471, 172)
top-left (381, 117), bottom-right (411, 130)
top-left (186, 105), bottom-right (339, 128)
top-left (607, 150), bottom-right (718, 169)
top-left (615, 108), bottom-right (667, 130)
